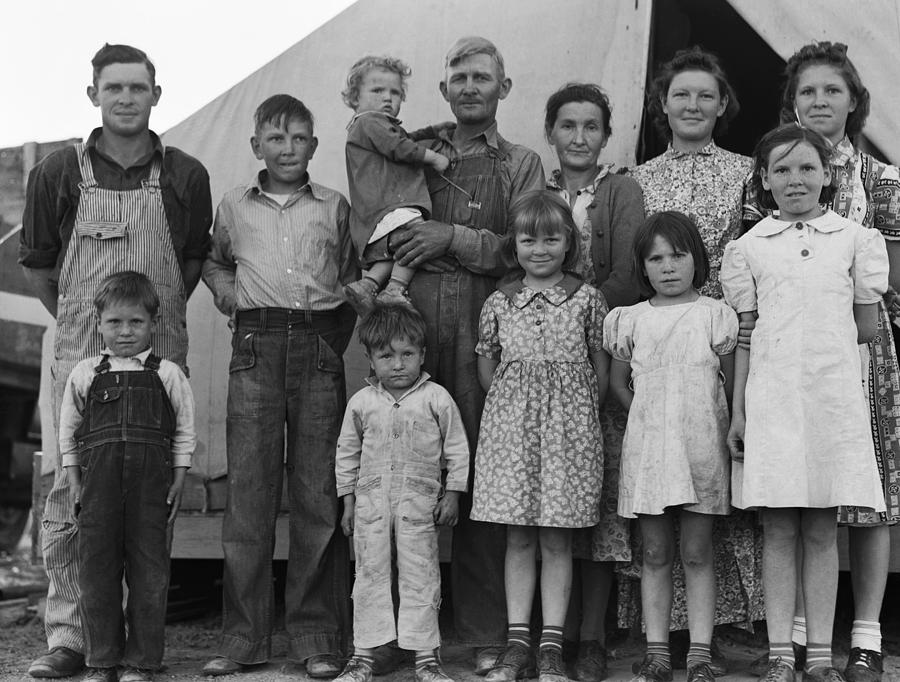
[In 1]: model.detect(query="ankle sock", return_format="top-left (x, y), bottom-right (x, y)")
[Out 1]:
top-left (646, 642), bottom-right (671, 668)
top-left (769, 642), bottom-right (795, 669)
top-left (508, 623), bottom-right (531, 648)
top-left (791, 616), bottom-right (808, 647)
top-left (385, 277), bottom-right (408, 292)
top-left (804, 642), bottom-right (832, 672)
top-left (850, 619), bottom-right (882, 652)
top-left (539, 625), bottom-right (564, 654)
top-left (415, 650), bottom-right (437, 670)
top-left (686, 642), bottom-right (711, 669)
top-left (353, 648), bottom-right (375, 667)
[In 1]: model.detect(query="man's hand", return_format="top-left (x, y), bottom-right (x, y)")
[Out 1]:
top-left (166, 467), bottom-right (187, 524)
top-left (434, 491), bottom-right (460, 527)
top-left (341, 494), bottom-right (356, 537)
top-left (65, 466), bottom-right (82, 517)
top-left (391, 221), bottom-right (454, 268)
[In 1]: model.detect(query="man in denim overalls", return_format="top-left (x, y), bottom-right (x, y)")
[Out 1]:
top-left (386, 36), bottom-right (545, 674)
top-left (19, 43), bottom-right (212, 679)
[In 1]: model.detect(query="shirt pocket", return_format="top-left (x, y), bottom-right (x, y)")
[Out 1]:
top-left (411, 420), bottom-right (442, 459)
top-left (74, 220), bottom-right (127, 241)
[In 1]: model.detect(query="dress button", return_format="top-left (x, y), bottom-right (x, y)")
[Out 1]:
top-left (393, 432), bottom-right (399, 438)
top-left (795, 222), bottom-right (803, 230)
top-left (96, 232), bottom-right (102, 238)
top-left (801, 249), bottom-right (809, 257)
top-left (536, 319), bottom-right (542, 326)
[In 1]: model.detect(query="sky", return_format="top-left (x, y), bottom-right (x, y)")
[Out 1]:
top-left (0, 0), bottom-right (357, 148)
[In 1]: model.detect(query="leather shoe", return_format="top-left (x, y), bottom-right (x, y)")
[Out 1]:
top-left (574, 640), bottom-right (607, 682)
top-left (372, 644), bottom-right (413, 675)
top-left (28, 647), bottom-right (85, 678)
top-left (474, 647), bottom-right (504, 676)
top-left (201, 657), bottom-right (246, 676)
top-left (306, 653), bottom-right (345, 679)
top-left (844, 648), bottom-right (882, 682)
top-left (485, 644), bottom-right (536, 682)
top-left (82, 668), bottom-right (117, 682)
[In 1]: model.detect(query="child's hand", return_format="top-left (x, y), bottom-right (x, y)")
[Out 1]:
top-left (341, 494), bottom-right (356, 537)
top-left (737, 311), bottom-right (758, 350)
top-left (166, 467), bottom-right (187, 524)
top-left (431, 121), bottom-right (456, 135)
top-left (434, 491), bottom-right (460, 527)
top-left (430, 152), bottom-right (451, 174)
top-left (727, 415), bottom-right (746, 462)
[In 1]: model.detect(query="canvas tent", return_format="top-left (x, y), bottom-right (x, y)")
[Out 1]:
top-left (158, 0), bottom-right (900, 481)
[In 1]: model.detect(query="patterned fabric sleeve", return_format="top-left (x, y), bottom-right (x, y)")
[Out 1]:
top-left (585, 288), bottom-right (609, 355)
top-left (475, 292), bottom-right (502, 359)
top-left (852, 226), bottom-right (889, 304)
top-left (721, 240), bottom-right (757, 313)
top-left (601, 306), bottom-right (634, 362)
top-left (868, 157), bottom-right (900, 241)
top-left (710, 301), bottom-right (740, 355)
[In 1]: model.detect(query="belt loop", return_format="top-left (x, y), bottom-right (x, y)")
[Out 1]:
top-left (259, 308), bottom-right (268, 330)
top-left (304, 309), bottom-right (313, 327)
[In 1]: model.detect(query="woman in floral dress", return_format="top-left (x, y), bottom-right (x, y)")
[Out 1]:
top-left (625, 46), bottom-right (761, 664)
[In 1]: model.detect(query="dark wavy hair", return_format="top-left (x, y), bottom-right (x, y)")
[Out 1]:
top-left (748, 124), bottom-right (836, 212)
top-left (780, 41), bottom-right (870, 141)
top-left (543, 82), bottom-right (613, 139)
top-left (254, 94), bottom-right (314, 134)
top-left (632, 211), bottom-right (709, 298)
top-left (504, 190), bottom-right (580, 273)
top-left (91, 43), bottom-right (155, 87)
top-left (646, 46), bottom-right (740, 142)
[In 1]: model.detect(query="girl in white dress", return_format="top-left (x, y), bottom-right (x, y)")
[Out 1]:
top-left (604, 211), bottom-right (738, 682)
top-left (723, 124), bottom-right (888, 682)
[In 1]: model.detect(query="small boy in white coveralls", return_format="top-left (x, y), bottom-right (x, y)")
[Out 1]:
top-left (334, 304), bottom-right (469, 682)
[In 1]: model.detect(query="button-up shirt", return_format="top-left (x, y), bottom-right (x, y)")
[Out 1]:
top-left (335, 372), bottom-right (470, 498)
top-left (202, 172), bottom-right (356, 314)
top-left (58, 348), bottom-right (196, 469)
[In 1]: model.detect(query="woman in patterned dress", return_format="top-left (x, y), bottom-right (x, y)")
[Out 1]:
top-left (543, 82), bottom-right (645, 682)
top-left (744, 41), bottom-right (900, 682)
top-left (625, 46), bottom-right (762, 670)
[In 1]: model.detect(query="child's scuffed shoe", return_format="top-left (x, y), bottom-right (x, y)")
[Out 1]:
top-left (344, 279), bottom-right (379, 316)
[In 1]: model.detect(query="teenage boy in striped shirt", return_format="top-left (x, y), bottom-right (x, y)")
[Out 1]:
top-left (201, 94), bottom-right (357, 679)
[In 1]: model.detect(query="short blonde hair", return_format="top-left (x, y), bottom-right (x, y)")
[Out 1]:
top-left (342, 55), bottom-right (411, 110)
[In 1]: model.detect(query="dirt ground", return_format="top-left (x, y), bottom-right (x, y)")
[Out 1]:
top-left (1, 531), bottom-right (899, 681)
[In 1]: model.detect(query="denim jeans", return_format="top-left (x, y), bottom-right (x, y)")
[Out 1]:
top-left (353, 473), bottom-right (441, 651)
top-left (220, 307), bottom-right (354, 663)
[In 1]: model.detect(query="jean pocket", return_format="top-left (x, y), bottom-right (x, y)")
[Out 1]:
top-left (230, 331), bottom-right (256, 373)
top-left (41, 519), bottom-right (78, 568)
top-left (127, 385), bottom-right (164, 428)
top-left (316, 334), bottom-right (344, 374)
top-left (87, 386), bottom-right (123, 431)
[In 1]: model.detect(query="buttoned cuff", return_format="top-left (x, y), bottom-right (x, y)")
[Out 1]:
top-left (172, 454), bottom-right (192, 469)
top-left (448, 223), bottom-right (477, 262)
top-left (337, 484), bottom-right (356, 498)
top-left (444, 480), bottom-right (468, 494)
top-left (62, 455), bottom-right (79, 468)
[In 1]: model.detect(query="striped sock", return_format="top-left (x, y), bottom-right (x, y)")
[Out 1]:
top-left (415, 650), bottom-right (437, 670)
top-left (792, 616), bottom-right (808, 647)
top-left (539, 626), bottom-right (564, 654)
top-left (353, 648), bottom-right (376, 667)
top-left (850, 619), bottom-right (882, 652)
top-left (508, 623), bottom-right (531, 648)
top-left (646, 642), bottom-right (671, 668)
top-left (769, 642), bottom-right (795, 669)
top-left (686, 642), bottom-right (711, 669)
top-left (805, 642), bottom-right (832, 672)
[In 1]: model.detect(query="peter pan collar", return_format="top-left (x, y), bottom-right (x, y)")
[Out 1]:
top-left (752, 210), bottom-right (844, 237)
top-left (497, 273), bottom-right (583, 308)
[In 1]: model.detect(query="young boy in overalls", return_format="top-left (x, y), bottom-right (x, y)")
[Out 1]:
top-left (58, 271), bottom-right (195, 682)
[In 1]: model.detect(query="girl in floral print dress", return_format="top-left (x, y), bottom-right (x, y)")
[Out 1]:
top-left (471, 190), bottom-right (608, 682)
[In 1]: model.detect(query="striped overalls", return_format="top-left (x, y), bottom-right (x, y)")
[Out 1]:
top-left (42, 142), bottom-right (187, 651)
